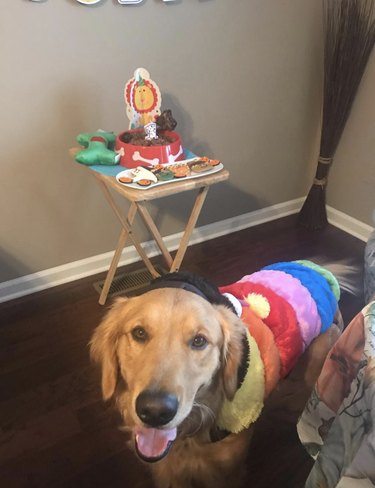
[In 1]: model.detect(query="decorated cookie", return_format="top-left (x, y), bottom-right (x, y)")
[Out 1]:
top-left (156, 169), bottom-right (175, 181)
top-left (131, 166), bottom-right (158, 183)
top-left (136, 179), bottom-right (152, 187)
top-left (190, 162), bottom-right (212, 173)
top-left (169, 164), bottom-right (190, 178)
top-left (118, 176), bottom-right (133, 184)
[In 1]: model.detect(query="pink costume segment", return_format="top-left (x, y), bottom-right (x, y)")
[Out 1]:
top-left (239, 270), bottom-right (321, 348)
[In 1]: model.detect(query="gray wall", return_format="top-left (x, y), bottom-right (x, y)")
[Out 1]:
top-left (326, 53), bottom-right (375, 225)
top-left (1, 0), bottom-right (373, 284)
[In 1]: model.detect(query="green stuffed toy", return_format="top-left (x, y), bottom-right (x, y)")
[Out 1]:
top-left (75, 131), bottom-right (121, 166)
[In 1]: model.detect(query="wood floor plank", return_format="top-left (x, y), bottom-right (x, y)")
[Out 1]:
top-left (0, 407), bottom-right (82, 464)
top-left (0, 366), bottom-right (100, 431)
top-left (0, 428), bottom-right (128, 488)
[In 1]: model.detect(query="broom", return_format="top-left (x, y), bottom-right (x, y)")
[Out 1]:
top-left (298, 0), bottom-right (375, 230)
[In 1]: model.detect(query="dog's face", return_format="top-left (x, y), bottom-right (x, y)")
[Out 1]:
top-left (90, 288), bottom-right (245, 463)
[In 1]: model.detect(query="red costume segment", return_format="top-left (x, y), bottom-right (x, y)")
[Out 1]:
top-left (220, 281), bottom-right (303, 377)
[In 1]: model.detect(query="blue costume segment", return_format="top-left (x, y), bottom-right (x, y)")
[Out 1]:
top-left (262, 262), bottom-right (337, 332)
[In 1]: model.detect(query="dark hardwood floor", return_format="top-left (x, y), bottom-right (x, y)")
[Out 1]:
top-left (0, 215), bottom-right (366, 488)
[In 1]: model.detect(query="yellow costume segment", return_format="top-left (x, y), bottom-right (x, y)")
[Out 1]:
top-left (218, 330), bottom-right (265, 433)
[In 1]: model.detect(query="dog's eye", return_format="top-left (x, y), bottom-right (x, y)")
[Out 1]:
top-left (131, 326), bottom-right (148, 343)
top-left (190, 334), bottom-right (208, 350)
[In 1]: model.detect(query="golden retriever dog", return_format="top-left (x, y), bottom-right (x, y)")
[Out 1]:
top-left (90, 269), bottom-right (342, 488)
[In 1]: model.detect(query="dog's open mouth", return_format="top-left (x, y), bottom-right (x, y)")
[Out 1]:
top-left (134, 426), bottom-right (177, 463)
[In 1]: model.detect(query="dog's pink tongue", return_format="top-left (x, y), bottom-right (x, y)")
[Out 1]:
top-left (135, 427), bottom-right (177, 459)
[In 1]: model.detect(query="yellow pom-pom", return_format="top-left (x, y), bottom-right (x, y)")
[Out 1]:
top-left (245, 293), bottom-right (270, 319)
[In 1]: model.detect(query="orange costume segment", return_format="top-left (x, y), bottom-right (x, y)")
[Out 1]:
top-left (241, 307), bottom-right (281, 397)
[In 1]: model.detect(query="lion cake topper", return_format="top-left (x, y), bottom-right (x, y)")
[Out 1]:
top-left (124, 68), bottom-right (162, 129)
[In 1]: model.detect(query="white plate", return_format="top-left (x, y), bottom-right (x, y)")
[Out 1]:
top-left (116, 160), bottom-right (224, 190)
top-left (76, 0), bottom-right (102, 4)
top-left (118, 0), bottom-right (144, 4)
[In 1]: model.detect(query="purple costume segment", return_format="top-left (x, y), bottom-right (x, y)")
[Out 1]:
top-left (239, 270), bottom-right (321, 348)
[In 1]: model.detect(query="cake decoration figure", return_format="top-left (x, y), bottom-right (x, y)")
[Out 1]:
top-left (144, 122), bottom-right (158, 141)
top-left (124, 68), bottom-right (161, 129)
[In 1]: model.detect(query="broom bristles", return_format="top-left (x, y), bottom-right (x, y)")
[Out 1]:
top-left (298, 184), bottom-right (328, 230)
top-left (321, 0), bottom-right (375, 156)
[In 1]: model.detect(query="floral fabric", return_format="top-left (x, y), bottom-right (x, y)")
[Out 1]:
top-left (297, 301), bottom-right (375, 487)
top-left (365, 229), bottom-right (375, 303)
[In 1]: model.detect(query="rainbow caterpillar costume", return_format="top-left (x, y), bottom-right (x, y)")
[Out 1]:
top-left (217, 260), bottom-right (340, 434)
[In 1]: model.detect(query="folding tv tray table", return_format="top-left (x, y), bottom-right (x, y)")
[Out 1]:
top-left (79, 156), bottom-right (229, 305)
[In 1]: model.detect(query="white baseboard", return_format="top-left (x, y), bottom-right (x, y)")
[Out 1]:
top-left (0, 198), bottom-right (372, 303)
top-left (327, 206), bottom-right (374, 242)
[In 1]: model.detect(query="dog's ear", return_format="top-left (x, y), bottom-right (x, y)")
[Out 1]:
top-left (216, 306), bottom-right (246, 401)
top-left (89, 297), bottom-right (128, 400)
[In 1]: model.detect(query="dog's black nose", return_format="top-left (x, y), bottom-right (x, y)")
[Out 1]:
top-left (136, 390), bottom-right (178, 427)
